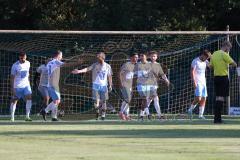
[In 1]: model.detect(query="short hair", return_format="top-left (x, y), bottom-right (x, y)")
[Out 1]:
top-left (97, 52), bottom-right (106, 60)
top-left (149, 50), bottom-right (158, 56)
top-left (202, 49), bottom-right (211, 57)
top-left (130, 52), bottom-right (138, 57)
top-left (221, 41), bottom-right (232, 48)
top-left (19, 52), bottom-right (26, 57)
top-left (53, 50), bottom-right (62, 57)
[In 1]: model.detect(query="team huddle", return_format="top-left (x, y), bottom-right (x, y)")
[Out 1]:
top-left (9, 41), bottom-right (238, 123)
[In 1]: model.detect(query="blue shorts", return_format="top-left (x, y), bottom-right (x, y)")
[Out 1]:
top-left (92, 84), bottom-right (109, 101)
top-left (137, 85), bottom-right (151, 97)
top-left (195, 84), bottom-right (208, 97)
top-left (14, 86), bottom-right (32, 99)
top-left (48, 87), bottom-right (61, 101)
top-left (38, 85), bottom-right (49, 97)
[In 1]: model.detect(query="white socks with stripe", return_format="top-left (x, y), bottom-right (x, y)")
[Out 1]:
top-left (26, 100), bottom-right (32, 118)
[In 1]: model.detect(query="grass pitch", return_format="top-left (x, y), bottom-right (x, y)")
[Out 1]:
top-left (0, 118), bottom-right (240, 160)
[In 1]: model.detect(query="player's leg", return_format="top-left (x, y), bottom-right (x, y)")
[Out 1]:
top-left (38, 86), bottom-right (50, 110)
top-left (99, 86), bottom-right (109, 120)
top-left (188, 84), bottom-right (202, 117)
top-left (10, 96), bottom-right (18, 122)
top-left (199, 85), bottom-right (207, 119)
top-left (153, 96), bottom-right (162, 119)
top-left (145, 97), bottom-right (152, 117)
top-left (137, 85), bottom-right (146, 121)
top-left (199, 97), bottom-right (206, 119)
top-left (44, 87), bottom-right (61, 121)
top-left (123, 88), bottom-right (132, 120)
top-left (24, 86), bottom-right (32, 121)
top-left (119, 88), bottom-right (128, 120)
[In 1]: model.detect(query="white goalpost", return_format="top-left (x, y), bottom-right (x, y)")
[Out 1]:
top-left (0, 30), bottom-right (240, 120)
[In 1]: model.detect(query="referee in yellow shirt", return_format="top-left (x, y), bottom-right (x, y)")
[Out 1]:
top-left (210, 41), bottom-right (237, 124)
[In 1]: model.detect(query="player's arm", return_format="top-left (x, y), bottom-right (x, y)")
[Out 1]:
top-left (71, 67), bottom-right (88, 74)
top-left (158, 63), bottom-right (169, 86)
top-left (190, 66), bottom-right (197, 88)
top-left (119, 65), bottom-right (125, 87)
top-left (224, 53), bottom-right (237, 67)
top-left (10, 65), bottom-right (16, 96)
top-left (72, 64), bottom-right (94, 74)
top-left (108, 66), bottom-right (113, 91)
top-left (161, 74), bottom-right (170, 86)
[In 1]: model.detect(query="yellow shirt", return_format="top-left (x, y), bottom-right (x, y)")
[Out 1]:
top-left (210, 50), bottom-right (234, 76)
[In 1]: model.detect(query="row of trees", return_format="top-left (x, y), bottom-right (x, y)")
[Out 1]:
top-left (0, 0), bottom-right (240, 30)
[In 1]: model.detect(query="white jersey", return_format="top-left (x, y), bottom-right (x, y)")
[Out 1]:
top-left (11, 60), bottom-right (30, 88)
top-left (191, 57), bottom-right (208, 85)
top-left (37, 64), bottom-right (48, 87)
top-left (47, 59), bottom-right (64, 89)
top-left (87, 62), bottom-right (112, 86)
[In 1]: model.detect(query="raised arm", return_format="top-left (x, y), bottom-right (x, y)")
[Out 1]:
top-left (71, 67), bottom-right (88, 74)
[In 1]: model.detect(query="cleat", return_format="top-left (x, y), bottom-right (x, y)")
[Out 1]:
top-left (139, 116), bottom-right (144, 122)
top-left (147, 115), bottom-right (152, 121)
top-left (25, 117), bottom-right (32, 122)
top-left (51, 118), bottom-right (59, 121)
top-left (119, 112), bottom-right (126, 120)
top-left (40, 109), bottom-right (47, 121)
top-left (10, 118), bottom-right (14, 122)
top-left (96, 113), bottom-right (99, 120)
top-left (101, 116), bottom-right (105, 121)
top-left (199, 116), bottom-right (206, 120)
top-left (125, 115), bottom-right (132, 121)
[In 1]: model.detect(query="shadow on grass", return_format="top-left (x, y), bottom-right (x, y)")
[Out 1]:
top-left (1, 128), bottom-right (240, 138)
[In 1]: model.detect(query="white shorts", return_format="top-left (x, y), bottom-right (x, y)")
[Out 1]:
top-left (195, 84), bottom-right (207, 97)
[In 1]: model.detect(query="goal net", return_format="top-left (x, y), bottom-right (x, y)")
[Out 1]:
top-left (0, 31), bottom-right (239, 119)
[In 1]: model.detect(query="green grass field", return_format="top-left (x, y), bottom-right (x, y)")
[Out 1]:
top-left (0, 118), bottom-right (240, 160)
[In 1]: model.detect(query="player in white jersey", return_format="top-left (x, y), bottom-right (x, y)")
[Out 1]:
top-left (188, 50), bottom-right (211, 119)
top-left (119, 53), bottom-right (138, 120)
top-left (72, 52), bottom-right (113, 120)
top-left (41, 50), bottom-right (82, 121)
top-left (10, 52), bottom-right (32, 122)
top-left (35, 58), bottom-right (51, 121)
top-left (145, 51), bottom-right (170, 120)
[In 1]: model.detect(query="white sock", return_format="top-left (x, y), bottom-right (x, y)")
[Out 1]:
top-left (120, 101), bottom-right (127, 113)
top-left (124, 104), bottom-right (129, 116)
top-left (101, 103), bottom-right (107, 118)
top-left (45, 102), bottom-right (54, 113)
top-left (153, 96), bottom-right (161, 116)
top-left (189, 104), bottom-right (197, 111)
top-left (144, 107), bottom-right (150, 116)
top-left (26, 100), bottom-right (32, 118)
top-left (199, 106), bottom-right (205, 117)
top-left (10, 103), bottom-right (16, 120)
top-left (51, 103), bottom-right (58, 119)
top-left (140, 110), bottom-right (144, 116)
top-left (147, 98), bottom-right (152, 108)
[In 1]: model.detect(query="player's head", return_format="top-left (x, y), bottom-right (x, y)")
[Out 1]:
top-left (200, 49), bottom-right (211, 61)
top-left (139, 51), bottom-right (147, 62)
top-left (149, 50), bottom-right (158, 62)
top-left (19, 52), bottom-right (27, 63)
top-left (221, 41), bottom-right (232, 52)
top-left (130, 53), bottom-right (138, 64)
top-left (96, 52), bottom-right (105, 63)
top-left (53, 50), bottom-right (63, 60)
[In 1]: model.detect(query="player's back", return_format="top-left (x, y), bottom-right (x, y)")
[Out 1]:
top-left (47, 59), bottom-right (63, 90)
top-left (120, 62), bottom-right (135, 87)
top-left (191, 57), bottom-right (207, 85)
top-left (37, 64), bottom-right (48, 87)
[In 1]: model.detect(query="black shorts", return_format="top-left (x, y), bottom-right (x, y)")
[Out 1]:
top-left (214, 76), bottom-right (229, 97)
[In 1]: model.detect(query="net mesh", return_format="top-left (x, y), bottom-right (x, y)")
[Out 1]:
top-left (0, 32), bottom-right (239, 119)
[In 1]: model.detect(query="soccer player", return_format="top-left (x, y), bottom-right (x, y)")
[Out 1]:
top-left (72, 52), bottom-right (112, 120)
top-left (145, 51), bottom-right (170, 120)
top-left (210, 41), bottom-right (237, 124)
top-left (119, 53), bottom-right (138, 120)
top-left (10, 52), bottom-right (32, 122)
top-left (41, 50), bottom-right (82, 121)
top-left (134, 51), bottom-right (153, 121)
top-left (188, 50), bottom-right (211, 119)
top-left (35, 58), bottom-right (51, 121)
